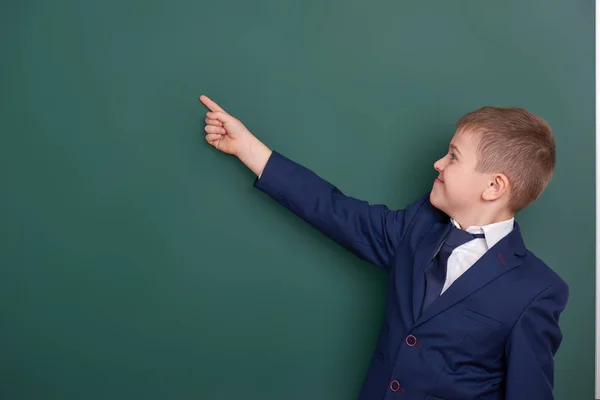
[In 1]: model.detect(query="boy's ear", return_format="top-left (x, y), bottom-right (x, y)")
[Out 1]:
top-left (482, 173), bottom-right (509, 201)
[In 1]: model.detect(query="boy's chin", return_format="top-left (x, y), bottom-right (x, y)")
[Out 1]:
top-left (429, 192), bottom-right (452, 215)
top-left (429, 191), bottom-right (443, 209)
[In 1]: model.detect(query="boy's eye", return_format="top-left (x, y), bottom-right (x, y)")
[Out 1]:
top-left (449, 152), bottom-right (457, 160)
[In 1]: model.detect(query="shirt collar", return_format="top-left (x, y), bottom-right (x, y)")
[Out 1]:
top-left (450, 217), bottom-right (515, 249)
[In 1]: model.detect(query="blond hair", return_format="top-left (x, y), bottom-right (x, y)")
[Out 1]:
top-left (457, 106), bottom-right (556, 213)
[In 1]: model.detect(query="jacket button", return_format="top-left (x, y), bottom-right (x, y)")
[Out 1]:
top-left (389, 380), bottom-right (404, 392)
top-left (406, 334), bottom-right (417, 347)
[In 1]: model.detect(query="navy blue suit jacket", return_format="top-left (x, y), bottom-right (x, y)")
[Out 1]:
top-left (253, 151), bottom-right (569, 400)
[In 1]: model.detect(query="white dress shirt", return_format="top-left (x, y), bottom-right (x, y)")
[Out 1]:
top-left (441, 217), bottom-right (515, 294)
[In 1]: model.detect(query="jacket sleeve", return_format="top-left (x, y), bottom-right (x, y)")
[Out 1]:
top-left (504, 281), bottom-right (569, 399)
top-left (253, 150), bottom-right (428, 270)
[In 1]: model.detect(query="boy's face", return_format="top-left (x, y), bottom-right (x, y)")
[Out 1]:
top-left (429, 130), bottom-right (491, 219)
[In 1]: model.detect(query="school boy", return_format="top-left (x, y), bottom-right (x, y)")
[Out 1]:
top-left (199, 95), bottom-right (569, 400)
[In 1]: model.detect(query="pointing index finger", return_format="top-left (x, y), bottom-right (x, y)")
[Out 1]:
top-left (199, 95), bottom-right (226, 113)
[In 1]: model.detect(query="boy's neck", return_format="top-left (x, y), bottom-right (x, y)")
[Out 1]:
top-left (452, 209), bottom-right (514, 230)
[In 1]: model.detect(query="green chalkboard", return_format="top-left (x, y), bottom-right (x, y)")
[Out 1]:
top-left (0, 0), bottom-right (593, 399)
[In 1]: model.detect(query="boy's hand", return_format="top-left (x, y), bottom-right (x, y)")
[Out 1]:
top-left (199, 94), bottom-right (272, 177)
top-left (199, 95), bottom-right (253, 157)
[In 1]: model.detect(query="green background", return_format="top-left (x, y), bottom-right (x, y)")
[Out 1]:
top-left (0, 0), bottom-right (594, 398)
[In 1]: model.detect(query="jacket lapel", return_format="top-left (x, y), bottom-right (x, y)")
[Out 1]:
top-left (413, 221), bottom-right (527, 328)
top-left (411, 221), bottom-right (452, 322)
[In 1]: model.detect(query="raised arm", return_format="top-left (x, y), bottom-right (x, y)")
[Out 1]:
top-left (200, 94), bottom-right (425, 269)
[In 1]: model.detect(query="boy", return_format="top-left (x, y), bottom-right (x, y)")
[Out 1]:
top-left (199, 95), bottom-right (569, 400)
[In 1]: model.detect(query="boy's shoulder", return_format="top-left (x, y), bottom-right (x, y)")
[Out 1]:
top-left (520, 248), bottom-right (569, 295)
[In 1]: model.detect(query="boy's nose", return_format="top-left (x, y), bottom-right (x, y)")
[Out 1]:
top-left (434, 158), bottom-right (444, 172)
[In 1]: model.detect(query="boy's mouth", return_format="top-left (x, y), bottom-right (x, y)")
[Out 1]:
top-left (435, 176), bottom-right (444, 183)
